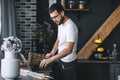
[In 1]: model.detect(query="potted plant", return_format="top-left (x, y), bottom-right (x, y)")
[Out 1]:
top-left (33, 21), bottom-right (54, 53)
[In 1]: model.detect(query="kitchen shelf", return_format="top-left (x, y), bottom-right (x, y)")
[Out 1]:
top-left (64, 8), bottom-right (89, 11)
top-left (61, 0), bottom-right (89, 12)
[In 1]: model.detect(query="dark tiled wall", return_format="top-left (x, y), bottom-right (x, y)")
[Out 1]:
top-left (14, 0), bottom-right (36, 57)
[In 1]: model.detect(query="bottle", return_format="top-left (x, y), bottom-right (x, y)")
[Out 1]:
top-left (107, 49), bottom-right (111, 59)
top-left (111, 43), bottom-right (118, 59)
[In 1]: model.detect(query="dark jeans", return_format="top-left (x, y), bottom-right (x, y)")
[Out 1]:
top-left (51, 59), bottom-right (77, 80)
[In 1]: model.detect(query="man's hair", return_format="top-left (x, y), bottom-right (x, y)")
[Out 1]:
top-left (49, 3), bottom-right (64, 13)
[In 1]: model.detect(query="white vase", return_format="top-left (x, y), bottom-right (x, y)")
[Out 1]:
top-left (1, 51), bottom-right (20, 80)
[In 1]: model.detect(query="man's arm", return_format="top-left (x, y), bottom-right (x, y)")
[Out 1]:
top-left (45, 37), bottom-right (59, 58)
top-left (40, 42), bottom-right (74, 68)
top-left (50, 37), bottom-right (59, 55)
top-left (50, 42), bottom-right (74, 61)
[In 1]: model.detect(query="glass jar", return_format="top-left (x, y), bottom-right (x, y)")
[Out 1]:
top-left (78, 1), bottom-right (85, 9)
top-left (68, 0), bottom-right (75, 9)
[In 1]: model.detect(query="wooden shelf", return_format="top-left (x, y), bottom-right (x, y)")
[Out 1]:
top-left (61, 0), bottom-right (89, 12)
top-left (64, 8), bottom-right (89, 11)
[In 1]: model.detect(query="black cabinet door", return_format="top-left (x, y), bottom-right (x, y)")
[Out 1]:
top-left (109, 64), bottom-right (120, 80)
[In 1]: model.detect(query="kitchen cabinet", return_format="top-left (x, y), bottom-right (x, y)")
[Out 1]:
top-left (77, 60), bottom-right (120, 80)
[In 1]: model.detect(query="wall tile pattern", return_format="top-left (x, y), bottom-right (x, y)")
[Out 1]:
top-left (14, 0), bottom-right (37, 57)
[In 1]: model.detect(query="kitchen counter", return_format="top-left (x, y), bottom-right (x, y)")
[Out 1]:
top-left (19, 68), bottom-right (53, 80)
top-left (77, 59), bottom-right (120, 80)
top-left (0, 68), bottom-right (53, 80)
top-left (77, 59), bottom-right (120, 64)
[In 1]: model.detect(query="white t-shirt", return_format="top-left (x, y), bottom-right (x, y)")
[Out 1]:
top-left (58, 19), bottom-right (78, 62)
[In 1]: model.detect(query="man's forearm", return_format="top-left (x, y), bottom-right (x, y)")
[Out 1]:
top-left (50, 42), bottom-right (74, 62)
top-left (50, 48), bottom-right (72, 62)
top-left (50, 38), bottom-right (59, 55)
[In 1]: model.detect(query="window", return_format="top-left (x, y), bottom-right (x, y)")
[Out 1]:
top-left (0, 1), bottom-right (1, 35)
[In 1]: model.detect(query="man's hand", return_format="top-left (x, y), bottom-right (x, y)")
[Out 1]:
top-left (39, 58), bottom-right (53, 68)
top-left (45, 53), bottom-right (53, 58)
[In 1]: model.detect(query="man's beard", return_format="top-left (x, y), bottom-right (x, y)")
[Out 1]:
top-left (58, 16), bottom-right (64, 25)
